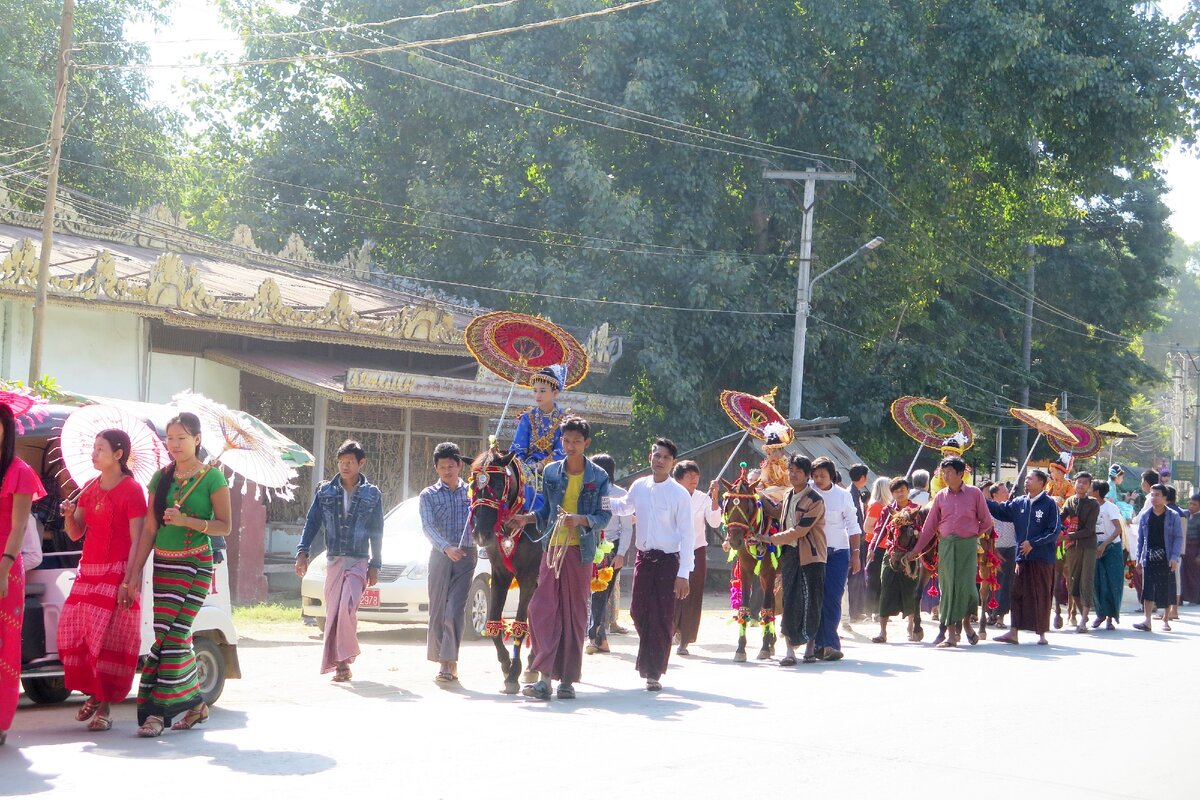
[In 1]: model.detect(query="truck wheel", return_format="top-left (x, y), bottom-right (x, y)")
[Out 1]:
top-left (464, 575), bottom-right (490, 640)
top-left (21, 676), bottom-right (72, 705)
top-left (194, 636), bottom-right (227, 706)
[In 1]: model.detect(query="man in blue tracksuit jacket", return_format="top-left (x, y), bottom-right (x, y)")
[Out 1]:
top-left (986, 468), bottom-right (1060, 645)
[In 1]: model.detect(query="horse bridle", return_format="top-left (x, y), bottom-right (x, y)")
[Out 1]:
top-left (722, 489), bottom-right (762, 538)
top-left (469, 459), bottom-right (526, 535)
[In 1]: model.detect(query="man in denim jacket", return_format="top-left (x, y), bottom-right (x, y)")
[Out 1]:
top-left (509, 416), bottom-right (611, 700)
top-left (295, 440), bottom-right (384, 681)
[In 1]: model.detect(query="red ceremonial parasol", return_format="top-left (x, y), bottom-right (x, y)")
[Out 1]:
top-left (716, 388), bottom-right (793, 481)
top-left (59, 404), bottom-right (170, 492)
top-left (464, 311), bottom-right (589, 441)
top-left (465, 311), bottom-right (589, 389)
top-left (173, 391), bottom-right (298, 501)
top-left (719, 388), bottom-right (792, 443)
top-left (889, 396), bottom-right (974, 477)
top-left (1047, 419), bottom-right (1103, 460)
top-left (0, 387), bottom-right (49, 434)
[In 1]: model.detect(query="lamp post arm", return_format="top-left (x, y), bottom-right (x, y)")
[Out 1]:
top-left (809, 245), bottom-right (869, 293)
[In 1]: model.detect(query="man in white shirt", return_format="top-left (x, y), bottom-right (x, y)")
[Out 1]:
top-left (671, 460), bottom-right (721, 656)
top-left (611, 438), bottom-right (694, 691)
top-left (809, 457), bottom-right (863, 660)
top-left (909, 470), bottom-right (931, 506)
top-left (1090, 479), bottom-right (1125, 630)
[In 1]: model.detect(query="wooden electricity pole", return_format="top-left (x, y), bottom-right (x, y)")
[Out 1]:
top-left (28, 0), bottom-right (75, 385)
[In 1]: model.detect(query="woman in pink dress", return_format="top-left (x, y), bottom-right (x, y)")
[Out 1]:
top-left (58, 429), bottom-right (148, 733)
top-left (0, 400), bottom-right (47, 746)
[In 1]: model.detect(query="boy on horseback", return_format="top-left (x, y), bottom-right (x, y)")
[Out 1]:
top-left (511, 365), bottom-right (569, 471)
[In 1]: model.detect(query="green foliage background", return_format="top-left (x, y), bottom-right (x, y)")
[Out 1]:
top-left (5, 0), bottom-right (1200, 473)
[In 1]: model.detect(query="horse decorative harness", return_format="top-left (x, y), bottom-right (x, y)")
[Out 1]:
top-left (722, 488), bottom-right (778, 575)
top-left (468, 459), bottom-right (527, 574)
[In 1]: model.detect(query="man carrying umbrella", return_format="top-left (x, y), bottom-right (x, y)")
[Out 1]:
top-left (295, 440), bottom-right (384, 682)
top-left (906, 456), bottom-right (992, 648)
top-left (989, 469), bottom-right (1060, 645)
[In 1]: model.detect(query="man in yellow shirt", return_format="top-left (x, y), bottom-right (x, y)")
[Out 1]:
top-left (509, 417), bottom-right (613, 700)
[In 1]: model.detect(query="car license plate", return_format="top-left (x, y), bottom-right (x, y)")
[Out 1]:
top-left (359, 589), bottom-right (381, 608)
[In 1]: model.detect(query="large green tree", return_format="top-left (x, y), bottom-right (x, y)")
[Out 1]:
top-left (0, 0), bottom-right (178, 207)
top-left (182, 0), bottom-right (1198, 471)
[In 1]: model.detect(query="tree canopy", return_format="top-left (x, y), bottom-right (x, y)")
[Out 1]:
top-left (8, 0), bottom-right (1199, 473)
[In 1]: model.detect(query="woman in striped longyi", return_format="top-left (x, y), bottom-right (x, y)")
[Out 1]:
top-left (129, 413), bottom-right (231, 737)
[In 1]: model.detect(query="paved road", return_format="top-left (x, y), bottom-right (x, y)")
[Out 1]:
top-left (4, 600), bottom-right (1196, 799)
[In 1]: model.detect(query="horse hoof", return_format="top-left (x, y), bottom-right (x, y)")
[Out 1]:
top-left (502, 682), bottom-right (520, 695)
top-left (756, 649), bottom-right (771, 661)
top-left (733, 651), bottom-right (747, 663)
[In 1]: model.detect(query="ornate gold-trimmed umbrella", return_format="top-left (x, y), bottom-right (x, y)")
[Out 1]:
top-left (1047, 419), bottom-right (1104, 460)
top-left (1096, 410), bottom-right (1138, 462)
top-left (1010, 398), bottom-right (1079, 477)
top-left (1096, 411), bottom-right (1137, 439)
top-left (890, 395), bottom-right (974, 477)
top-left (716, 388), bottom-right (793, 480)
top-left (464, 311), bottom-right (589, 441)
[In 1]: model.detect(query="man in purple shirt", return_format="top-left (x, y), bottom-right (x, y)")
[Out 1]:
top-left (907, 457), bottom-right (992, 648)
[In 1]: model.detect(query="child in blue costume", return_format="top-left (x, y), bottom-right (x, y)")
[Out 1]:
top-left (509, 365), bottom-right (569, 513)
top-left (511, 365), bottom-right (569, 469)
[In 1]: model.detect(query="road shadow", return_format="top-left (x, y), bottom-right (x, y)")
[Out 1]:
top-left (511, 684), bottom-right (767, 721)
top-left (81, 708), bottom-right (337, 776)
top-left (0, 745), bottom-right (57, 796)
top-left (335, 680), bottom-right (419, 703)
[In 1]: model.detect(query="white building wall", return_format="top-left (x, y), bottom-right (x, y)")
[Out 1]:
top-left (0, 301), bottom-right (238, 406)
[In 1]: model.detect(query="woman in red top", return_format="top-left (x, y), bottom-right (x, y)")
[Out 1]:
top-left (0, 401), bottom-right (47, 747)
top-left (58, 429), bottom-right (148, 733)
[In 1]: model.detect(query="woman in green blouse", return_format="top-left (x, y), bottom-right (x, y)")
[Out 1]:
top-left (130, 412), bottom-right (231, 737)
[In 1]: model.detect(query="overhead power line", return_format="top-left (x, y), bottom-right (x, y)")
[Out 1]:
top-left (75, 0), bottom-right (665, 71)
top-left (75, 0), bottom-right (525, 47)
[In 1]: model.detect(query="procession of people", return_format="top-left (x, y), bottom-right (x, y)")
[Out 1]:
top-left (1, 368), bottom-right (1197, 745)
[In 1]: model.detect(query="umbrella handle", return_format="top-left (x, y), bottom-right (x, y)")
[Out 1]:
top-left (1017, 432), bottom-right (1043, 485)
top-left (492, 361), bottom-right (527, 442)
top-left (905, 443), bottom-right (924, 479)
top-left (716, 429), bottom-right (751, 483)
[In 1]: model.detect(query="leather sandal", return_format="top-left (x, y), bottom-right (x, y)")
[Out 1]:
top-left (137, 716), bottom-right (165, 738)
top-left (171, 703), bottom-right (209, 731)
top-left (87, 714), bottom-right (112, 732)
top-left (76, 697), bottom-right (101, 722)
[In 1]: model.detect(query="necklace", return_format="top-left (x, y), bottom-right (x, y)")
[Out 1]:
top-left (174, 461), bottom-right (203, 482)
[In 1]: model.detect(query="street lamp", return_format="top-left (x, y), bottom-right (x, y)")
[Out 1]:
top-left (789, 236), bottom-right (884, 419)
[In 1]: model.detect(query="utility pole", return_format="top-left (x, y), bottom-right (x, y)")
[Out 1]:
top-left (28, 0), bottom-right (75, 385)
top-left (1017, 245), bottom-right (1036, 482)
top-left (763, 168), bottom-right (857, 419)
top-left (1193, 352), bottom-right (1199, 494)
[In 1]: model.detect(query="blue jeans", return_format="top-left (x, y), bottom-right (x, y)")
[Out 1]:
top-left (816, 547), bottom-right (851, 651)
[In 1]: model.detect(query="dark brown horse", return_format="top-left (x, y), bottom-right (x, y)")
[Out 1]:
top-left (721, 469), bottom-right (778, 662)
top-left (468, 448), bottom-right (543, 694)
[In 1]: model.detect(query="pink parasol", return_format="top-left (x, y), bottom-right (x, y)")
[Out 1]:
top-left (0, 387), bottom-right (49, 434)
top-left (59, 404), bottom-right (170, 490)
top-left (173, 391), bottom-right (298, 501)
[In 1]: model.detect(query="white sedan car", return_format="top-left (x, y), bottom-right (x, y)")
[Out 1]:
top-left (300, 497), bottom-right (516, 638)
